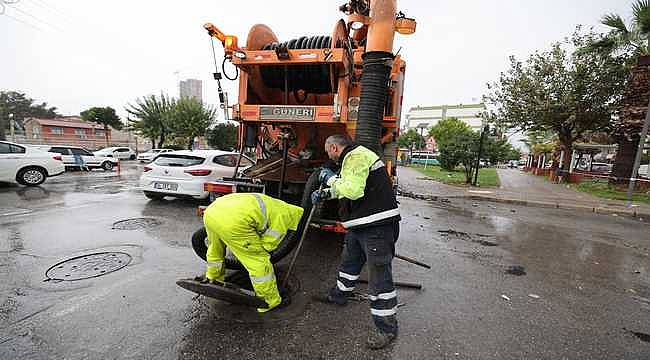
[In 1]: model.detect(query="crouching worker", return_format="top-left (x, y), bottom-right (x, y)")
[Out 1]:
top-left (202, 192), bottom-right (304, 313)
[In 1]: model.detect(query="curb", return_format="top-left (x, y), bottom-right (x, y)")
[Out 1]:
top-left (466, 195), bottom-right (649, 218)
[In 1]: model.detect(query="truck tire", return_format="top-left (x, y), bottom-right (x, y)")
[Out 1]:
top-left (191, 227), bottom-right (297, 270)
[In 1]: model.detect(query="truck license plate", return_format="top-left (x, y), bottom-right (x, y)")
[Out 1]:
top-left (260, 106), bottom-right (315, 121)
top-left (154, 182), bottom-right (177, 191)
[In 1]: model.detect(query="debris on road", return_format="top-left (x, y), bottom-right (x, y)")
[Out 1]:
top-left (505, 265), bottom-right (527, 276)
top-left (528, 294), bottom-right (541, 299)
top-left (501, 294), bottom-right (511, 301)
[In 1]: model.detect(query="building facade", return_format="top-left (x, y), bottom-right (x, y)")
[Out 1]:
top-left (23, 117), bottom-right (110, 150)
top-left (179, 79), bottom-right (203, 102)
top-left (405, 103), bottom-right (486, 133)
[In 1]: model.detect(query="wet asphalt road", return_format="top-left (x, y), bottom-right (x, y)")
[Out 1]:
top-left (1, 163), bottom-right (650, 359)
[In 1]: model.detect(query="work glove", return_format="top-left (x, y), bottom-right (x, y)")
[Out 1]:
top-left (311, 188), bottom-right (332, 204)
top-left (318, 167), bottom-right (336, 185)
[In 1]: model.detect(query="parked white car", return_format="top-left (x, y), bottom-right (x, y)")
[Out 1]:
top-left (137, 149), bottom-right (173, 163)
top-left (0, 141), bottom-right (65, 186)
top-left (139, 150), bottom-right (254, 200)
top-left (33, 145), bottom-right (119, 171)
top-left (94, 146), bottom-right (136, 160)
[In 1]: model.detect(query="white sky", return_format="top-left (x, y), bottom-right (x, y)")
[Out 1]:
top-left (1, 0), bottom-right (630, 125)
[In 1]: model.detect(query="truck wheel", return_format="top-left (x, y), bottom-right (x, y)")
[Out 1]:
top-left (191, 227), bottom-right (296, 270)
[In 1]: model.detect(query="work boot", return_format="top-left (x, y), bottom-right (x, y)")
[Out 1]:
top-left (311, 292), bottom-right (349, 306)
top-left (366, 329), bottom-right (397, 350)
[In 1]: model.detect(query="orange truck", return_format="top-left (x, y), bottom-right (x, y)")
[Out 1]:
top-left (198, 0), bottom-right (416, 236)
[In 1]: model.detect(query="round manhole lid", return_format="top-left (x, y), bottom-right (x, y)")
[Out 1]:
top-left (112, 217), bottom-right (162, 230)
top-left (46, 252), bottom-right (132, 281)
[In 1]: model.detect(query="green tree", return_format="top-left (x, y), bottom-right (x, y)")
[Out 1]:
top-left (439, 130), bottom-right (480, 183)
top-left (207, 122), bottom-right (238, 150)
top-left (397, 128), bottom-right (425, 163)
top-left (80, 106), bottom-right (122, 146)
top-left (592, 1), bottom-right (650, 182)
top-left (484, 138), bottom-right (521, 165)
top-left (485, 29), bottom-right (628, 171)
top-left (126, 94), bottom-right (175, 148)
top-left (427, 117), bottom-right (471, 147)
top-left (0, 91), bottom-right (59, 140)
top-left (169, 97), bottom-right (216, 149)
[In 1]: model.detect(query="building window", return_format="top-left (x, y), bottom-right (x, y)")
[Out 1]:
top-left (50, 127), bottom-right (63, 135)
top-left (75, 129), bottom-right (87, 139)
top-left (32, 125), bottom-right (41, 139)
top-left (95, 129), bottom-right (105, 137)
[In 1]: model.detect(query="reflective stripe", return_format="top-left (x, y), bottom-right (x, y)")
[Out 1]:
top-left (338, 271), bottom-right (360, 281)
top-left (206, 261), bottom-right (223, 268)
top-left (264, 229), bottom-right (283, 240)
top-left (370, 160), bottom-right (385, 171)
top-left (371, 307), bottom-right (397, 316)
top-left (336, 280), bottom-right (355, 292)
top-left (250, 272), bottom-right (275, 283)
top-left (252, 194), bottom-right (268, 234)
top-left (341, 208), bottom-right (400, 228)
top-left (368, 290), bottom-right (397, 301)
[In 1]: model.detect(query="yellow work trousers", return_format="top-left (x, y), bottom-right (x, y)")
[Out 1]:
top-left (204, 214), bottom-right (281, 313)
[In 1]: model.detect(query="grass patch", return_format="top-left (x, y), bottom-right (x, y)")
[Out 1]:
top-left (411, 165), bottom-right (500, 187)
top-left (571, 179), bottom-right (650, 204)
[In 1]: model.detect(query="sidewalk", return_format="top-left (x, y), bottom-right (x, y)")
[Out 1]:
top-left (397, 166), bottom-right (650, 218)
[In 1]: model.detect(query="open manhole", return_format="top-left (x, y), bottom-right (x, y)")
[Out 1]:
top-left (112, 217), bottom-right (162, 230)
top-left (45, 252), bottom-right (132, 281)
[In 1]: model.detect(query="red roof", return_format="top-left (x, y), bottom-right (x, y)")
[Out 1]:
top-left (27, 118), bottom-right (105, 130)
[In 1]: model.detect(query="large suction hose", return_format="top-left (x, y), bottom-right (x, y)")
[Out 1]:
top-left (355, 51), bottom-right (393, 155)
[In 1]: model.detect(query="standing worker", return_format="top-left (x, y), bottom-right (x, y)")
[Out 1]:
top-left (312, 134), bottom-right (401, 349)
top-left (201, 192), bottom-right (304, 313)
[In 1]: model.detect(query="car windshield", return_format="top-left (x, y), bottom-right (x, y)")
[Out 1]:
top-left (154, 154), bottom-right (205, 167)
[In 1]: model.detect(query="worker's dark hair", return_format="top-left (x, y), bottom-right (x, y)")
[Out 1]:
top-left (325, 134), bottom-right (352, 148)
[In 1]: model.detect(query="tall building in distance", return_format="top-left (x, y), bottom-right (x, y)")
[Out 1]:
top-left (179, 79), bottom-right (203, 102)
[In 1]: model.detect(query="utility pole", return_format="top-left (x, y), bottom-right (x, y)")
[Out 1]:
top-left (9, 113), bottom-right (15, 142)
top-left (473, 125), bottom-right (489, 186)
top-left (626, 97), bottom-right (650, 207)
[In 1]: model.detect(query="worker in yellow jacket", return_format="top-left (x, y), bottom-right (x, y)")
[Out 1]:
top-left (202, 192), bottom-right (304, 313)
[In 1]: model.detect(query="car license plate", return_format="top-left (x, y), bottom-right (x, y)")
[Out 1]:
top-left (154, 182), bottom-right (177, 191)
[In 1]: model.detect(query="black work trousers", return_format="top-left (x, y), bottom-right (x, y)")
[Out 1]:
top-left (328, 221), bottom-right (399, 334)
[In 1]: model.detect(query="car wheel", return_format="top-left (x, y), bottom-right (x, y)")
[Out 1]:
top-left (17, 167), bottom-right (46, 186)
top-left (129, 154), bottom-right (136, 160)
top-left (144, 191), bottom-right (165, 200)
top-left (102, 161), bottom-right (114, 171)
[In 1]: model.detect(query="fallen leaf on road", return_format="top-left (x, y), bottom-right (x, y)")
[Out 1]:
top-left (528, 294), bottom-right (540, 299)
top-left (501, 294), bottom-right (511, 301)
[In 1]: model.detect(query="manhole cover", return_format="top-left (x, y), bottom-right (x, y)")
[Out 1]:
top-left (45, 252), bottom-right (132, 281)
top-left (112, 217), bottom-right (162, 230)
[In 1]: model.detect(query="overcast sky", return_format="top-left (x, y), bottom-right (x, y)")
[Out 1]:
top-left (1, 0), bottom-right (631, 124)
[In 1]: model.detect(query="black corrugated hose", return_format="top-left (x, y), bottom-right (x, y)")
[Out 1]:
top-left (261, 35), bottom-right (334, 95)
top-left (355, 51), bottom-right (393, 155)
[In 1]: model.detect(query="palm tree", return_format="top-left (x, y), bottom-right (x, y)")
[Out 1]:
top-left (599, 1), bottom-right (650, 183)
top-left (126, 93), bottom-right (175, 149)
